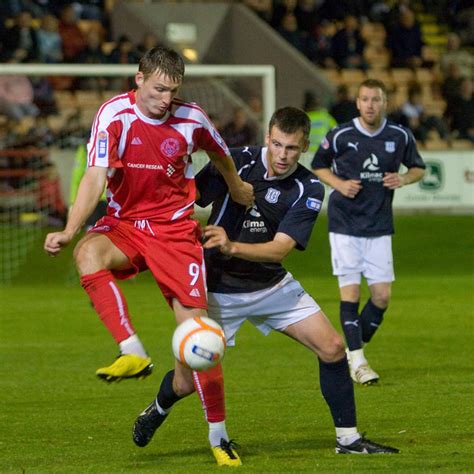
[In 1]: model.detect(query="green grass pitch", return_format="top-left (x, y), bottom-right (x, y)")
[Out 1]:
top-left (0, 215), bottom-right (473, 472)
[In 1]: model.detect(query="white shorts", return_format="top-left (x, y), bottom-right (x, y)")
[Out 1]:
top-left (207, 272), bottom-right (321, 346)
top-left (329, 232), bottom-right (395, 287)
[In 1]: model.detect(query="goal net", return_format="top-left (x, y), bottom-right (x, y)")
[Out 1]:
top-left (0, 63), bottom-right (275, 284)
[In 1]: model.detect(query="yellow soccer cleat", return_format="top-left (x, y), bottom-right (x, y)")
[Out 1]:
top-left (96, 354), bottom-right (153, 382)
top-left (211, 439), bottom-right (242, 467)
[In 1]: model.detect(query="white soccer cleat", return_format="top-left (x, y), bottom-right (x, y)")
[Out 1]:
top-left (352, 364), bottom-right (379, 385)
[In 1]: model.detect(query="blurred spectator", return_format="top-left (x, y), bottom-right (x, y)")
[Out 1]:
top-left (331, 15), bottom-right (366, 69)
top-left (317, 0), bottom-right (366, 22)
top-left (0, 74), bottom-right (39, 122)
top-left (220, 108), bottom-right (257, 147)
top-left (385, 85), bottom-right (407, 126)
top-left (277, 12), bottom-right (307, 55)
top-left (294, 0), bottom-right (319, 34)
top-left (2, 10), bottom-right (40, 63)
top-left (452, 3), bottom-right (474, 46)
top-left (271, 0), bottom-right (297, 29)
top-left (445, 77), bottom-right (474, 142)
top-left (31, 76), bottom-right (57, 116)
top-left (77, 30), bottom-right (109, 90)
top-left (108, 35), bottom-right (140, 90)
top-left (401, 83), bottom-right (449, 144)
top-left (441, 62), bottom-right (464, 103)
top-left (440, 33), bottom-right (473, 78)
top-left (242, 0), bottom-right (273, 23)
top-left (58, 4), bottom-right (87, 62)
top-left (307, 21), bottom-right (337, 68)
top-left (329, 84), bottom-right (358, 124)
top-left (135, 33), bottom-right (162, 59)
top-left (248, 95), bottom-right (263, 121)
top-left (303, 90), bottom-right (336, 154)
top-left (108, 34), bottom-right (139, 65)
top-left (38, 161), bottom-right (67, 226)
top-left (386, 9), bottom-right (423, 68)
top-left (37, 14), bottom-right (63, 63)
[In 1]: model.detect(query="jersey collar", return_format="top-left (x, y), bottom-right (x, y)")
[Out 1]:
top-left (261, 147), bottom-right (298, 181)
top-left (353, 117), bottom-right (387, 137)
top-left (133, 103), bottom-right (170, 125)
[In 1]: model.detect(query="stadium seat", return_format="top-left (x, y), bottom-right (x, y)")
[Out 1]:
top-left (340, 69), bottom-right (366, 85)
top-left (391, 68), bottom-right (415, 85)
top-left (321, 69), bottom-right (342, 85)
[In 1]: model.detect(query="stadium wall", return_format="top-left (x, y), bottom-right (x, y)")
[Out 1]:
top-left (50, 149), bottom-right (474, 215)
top-left (110, 1), bottom-right (332, 108)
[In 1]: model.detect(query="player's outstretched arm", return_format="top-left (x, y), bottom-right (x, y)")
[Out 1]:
top-left (44, 166), bottom-right (107, 256)
top-left (206, 151), bottom-right (254, 207)
top-left (313, 168), bottom-right (362, 199)
top-left (383, 167), bottom-right (425, 190)
top-left (203, 225), bottom-right (296, 263)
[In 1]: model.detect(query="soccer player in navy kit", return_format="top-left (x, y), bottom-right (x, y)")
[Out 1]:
top-left (312, 79), bottom-right (425, 385)
top-left (133, 107), bottom-right (399, 461)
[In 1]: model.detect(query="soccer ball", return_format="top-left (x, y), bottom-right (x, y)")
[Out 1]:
top-left (172, 316), bottom-right (226, 371)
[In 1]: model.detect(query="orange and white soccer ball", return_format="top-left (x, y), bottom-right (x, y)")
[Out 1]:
top-left (172, 316), bottom-right (226, 371)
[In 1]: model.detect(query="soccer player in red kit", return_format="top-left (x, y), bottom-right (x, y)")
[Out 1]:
top-left (43, 47), bottom-right (253, 396)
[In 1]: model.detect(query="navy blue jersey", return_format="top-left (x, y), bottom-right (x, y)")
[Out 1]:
top-left (196, 146), bottom-right (325, 293)
top-left (311, 118), bottom-right (425, 237)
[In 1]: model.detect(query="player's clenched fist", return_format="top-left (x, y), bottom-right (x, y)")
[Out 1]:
top-left (203, 225), bottom-right (234, 256)
top-left (338, 179), bottom-right (362, 199)
top-left (383, 172), bottom-right (405, 189)
top-left (44, 230), bottom-right (74, 256)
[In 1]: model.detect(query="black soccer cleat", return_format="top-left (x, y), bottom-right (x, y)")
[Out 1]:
top-left (336, 436), bottom-right (400, 454)
top-left (132, 400), bottom-right (168, 447)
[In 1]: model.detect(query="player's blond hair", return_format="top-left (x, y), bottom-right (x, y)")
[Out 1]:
top-left (358, 79), bottom-right (387, 98)
top-left (139, 46), bottom-right (185, 82)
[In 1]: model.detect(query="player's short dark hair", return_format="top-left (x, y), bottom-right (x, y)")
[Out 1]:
top-left (358, 79), bottom-right (387, 98)
top-left (139, 46), bottom-right (185, 82)
top-left (269, 107), bottom-right (311, 140)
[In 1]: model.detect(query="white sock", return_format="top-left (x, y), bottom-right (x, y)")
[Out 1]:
top-left (349, 348), bottom-right (368, 370)
top-left (209, 421), bottom-right (228, 447)
top-left (119, 334), bottom-right (148, 358)
top-left (155, 400), bottom-right (170, 416)
top-left (336, 427), bottom-right (361, 446)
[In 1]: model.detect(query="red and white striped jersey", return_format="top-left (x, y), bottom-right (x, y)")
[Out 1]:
top-left (87, 91), bottom-right (229, 222)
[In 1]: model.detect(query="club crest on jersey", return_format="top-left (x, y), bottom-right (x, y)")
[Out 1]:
top-left (160, 138), bottom-right (180, 157)
top-left (306, 197), bottom-right (322, 211)
top-left (385, 141), bottom-right (396, 153)
top-left (265, 188), bottom-right (280, 204)
top-left (97, 131), bottom-right (108, 158)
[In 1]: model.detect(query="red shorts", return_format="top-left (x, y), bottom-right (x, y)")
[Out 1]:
top-left (88, 216), bottom-right (207, 309)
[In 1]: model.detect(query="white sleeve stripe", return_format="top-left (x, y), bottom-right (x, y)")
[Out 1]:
top-left (388, 124), bottom-right (409, 145)
top-left (332, 127), bottom-right (353, 153)
top-left (291, 179), bottom-right (304, 207)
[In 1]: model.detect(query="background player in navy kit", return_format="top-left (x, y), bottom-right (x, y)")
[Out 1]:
top-left (312, 79), bottom-right (425, 385)
top-left (132, 107), bottom-right (399, 460)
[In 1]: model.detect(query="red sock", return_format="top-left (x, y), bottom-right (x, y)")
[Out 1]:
top-left (80, 269), bottom-right (136, 343)
top-left (193, 363), bottom-right (226, 422)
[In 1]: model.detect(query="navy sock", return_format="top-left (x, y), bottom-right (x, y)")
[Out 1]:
top-left (340, 301), bottom-right (362, 350)
top-left (157, 370), bottom-right (183, 410)
top-left (360, 299), bottom-right (386, 343)
top-left (319, 357), bottom-right (357, 428)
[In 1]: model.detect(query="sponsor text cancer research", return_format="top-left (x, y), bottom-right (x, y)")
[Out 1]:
top-left (127, 163), bottom-right (164, 170)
